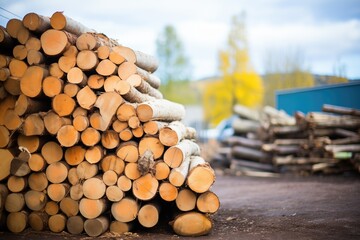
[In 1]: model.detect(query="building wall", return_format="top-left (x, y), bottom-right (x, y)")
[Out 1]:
top-left (276, 81), bottom-right (360, 115)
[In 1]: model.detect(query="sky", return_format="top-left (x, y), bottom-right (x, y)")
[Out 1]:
top-left (1, 0), bottom-right (360, 80)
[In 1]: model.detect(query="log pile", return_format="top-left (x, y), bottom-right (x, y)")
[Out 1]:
top-left (0, 11), bottom-right (219, 237)
top-left (211, 104), bottom-right (360, 176)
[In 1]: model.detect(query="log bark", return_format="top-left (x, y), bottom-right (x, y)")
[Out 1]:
top-left (23, 13), bottom-right (51, 32)
top-left (170, 211), bottom-right (212, 237)
top-left (164, 139), bottom-right (200, 168)
top-left (136, 67), bottom-right (161, 89)
top-left (231, 145), bottom-right (271, 162)
top-left (232, 118), bottom-right (260, 133)
top-left (168, 156), bottom-right (191, 187)
top-left (115, 46), bottom-right (159, 73)
top-left (126, 74), bottom-right (163, 99)
top-left (226, 136), bottom-right (263, 149)
top-left (187, 156), bottom-right (215, 193)
top-left (111, 197), bottom-right (138, 222)
top-left (137, 99), bottom-right (185, 122)
top-left (322, 104), bottom-right (360, 117)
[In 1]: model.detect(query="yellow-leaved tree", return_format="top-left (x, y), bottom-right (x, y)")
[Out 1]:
top-left (203, 13), bottom-right (263, 126)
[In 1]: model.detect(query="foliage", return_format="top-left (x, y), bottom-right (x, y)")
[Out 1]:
top-left (156, 25), bottom-right (191, 84)
top-left (202, 13), bottom-right (264, 126)
top-left (160, 80), bottom-right (200, 105)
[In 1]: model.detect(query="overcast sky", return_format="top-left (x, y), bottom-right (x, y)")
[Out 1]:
top-left (1, 0), bottom-right (359, 80)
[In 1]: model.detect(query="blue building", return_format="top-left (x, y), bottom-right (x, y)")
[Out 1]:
top-left (276, 81), bottom-right (360, 115)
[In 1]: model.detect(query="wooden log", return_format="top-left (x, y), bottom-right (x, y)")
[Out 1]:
top-left (154, 160), bottom-right (170, 180)
top-left (232, 118), bottom-right (260, 133)
top-left (0, 97), bottom-right (17, 126)
top-left (87, 74), bottom-right (105, 90)
top-left (5, 193), bottom-right (25, 213)
top-left (20, 65), bottom-right (48, 98)
top-left (331, 136), bottom-right (360, 145)
top-left (231, 145), bottom-right (270, 162)
top-left (110, 221), bottom-right (133, 234)
top-left (159, 182), bottom-right (178, 202)
top-left (28, 211), bottom-right (48, 231)
top-left (117, 175), bottom-right (132, 192)
top-left (58, 55), bottom-right (76, 73)
top-left (48, 214), bottom-right (66, 233)
top-left (13, 44), bottom-right (27, 60)
top-left (23, 12), bottom-right (51, 32)
top-left (24, 190), bottom-right (47, 211)
top-left (0, 125), bottom-right (10, 148)
top-left (6, 18), bottom-right (23, 39)
top-left (176, 188), bottom-right (197, 212)
top-left (51, 11), bottom-right (94, 36)
top-left (10, 148), bottom-right (31, 177)
top-left (81, 127), bottom-right (101, 147)
top-left (138, 136), bottom-right (164, 160)
top-left (124, 162), bottom-right (141, 180)
top-left (6, 211), bottom-right (28, 233)
top-left (230, 159), bottom-right (274, 172)
top-left (143, 121), bottom-right (167, 135)
top-left (138, 203), bottom-right (159, 228)
top-left (164, 139), bottom-right (200, 168)
top-left (126, 74), bottom-right (163, 99)
top-left (159, 121), bottom-right (196, 147)
top-left (7, 175), bottom-right (27, 193)
top-left (77, 161), bottom-right (98, 180)
top-left (43, 111), bottom-right (71, 135)
top-left (94, 91), bottom-right (124, 131)
top-left (57, 125), bottom-right (80, 147)
top-left (187, 156), bottom-right (215, 193)
top-left (307, 112), bottom-right (360, 128)
top-left (132, 173), bottom-right (158, 201)
top-left (322, 104), bottom-right (360, 116)
top-left (73, 114), bottom-right (89, 132)
top-left (0, 26), bottom-right (14, 50)
top-left (41, 141), bottom-right (63, 164)
top-left (273, 156), bottom-right (339, 165)
top-left (136, 67), bottom-right (161, 89)
top-left (0, 54), bottom-right (11, 68)
top-left (116, 102), bottom-right (137, 121)
top-left (170, 211), bottom-right (212, 237)
top-left (45, 201), bottom-right (59, 216)
top-left (60, 197), bottom-right (79, 217)
top-left (83, 176), bottom-right (106, 200)
top-left (76, 86), bottom-right (97, 110)
top-left (15, 94), bottom-right (48, 116)
top-left (76, 32), bottom-right (109, 51)
top-left (109, 50), bottom-right (125, 65)
top-left (325, 144), bottom-right (360, 154)
top-left (79, 198), bottom-right (107, 219)
top-left (119, 127), bottom-right (133, 141)
top-left (262, 144), bottom-right (301, 155)
top-left (28, 172), bottom-right (48, 191)
top-left (4, 77), bottom-right (21, 96)
top-left (64, 145), bottom-right (86, 166)
top-left (116, 141), bottom-right (139, 163)
top-left (52, 93), bottom-right (76, 117)
top-left (85, 145), bottom-right (104, 164)
top-left (105, 185), bottom-right (124, 202)
top-left (66, 215), bottom-right (84, 234)
top-left (40, 29), bottom-right (77, 56)
top-left (136, 99), bottom-right (185, 122)
top-left (96, 59), bottom-right (117, 76)
top-left (28, 154), bottom-right (46, 173)
top-left (84, 216), bottom-right (109, 237)
top-left (0, 67), bottom-right (10, 81)
top-left (101, 130), bottom-right (120, 150)
top-left (46, 161), bottom-right (69, 183)
top-left (100, 154), bottom-right (125, 175)
top-left (0, 149), bottom-right (17, 181)
top-left (21, 113), bottom-right (45, 136)
top-left (68, 167), bottom-right (80, 185)
top-left (111, 197), bottom-right (138, 222)
top-left (76, 50), bottom-right (99, 71)
top-left (70, 184), bottom-right (83, 201)
top-left (27, 49), bottom-right (44, 65)
top-left (133, 125), bottom-right (145, 138)
top-left (25, 37), bottom-right (41, 51)
top-left (233, 104), bottom-right (260, 121)
top-left (128, 116), bottom-right (141, 129)
top-left (9, 58), bottom-right (27, 79)
top-left (226, 136), bottom-right (263, 149)
top-left (68, 67), bottom-right (88, 86)
top-left (47, 183), bottom-right (70, 202)
top-left (64, 83), bottom-right (80, 97)
top-left (115, 46), bottom-right (159, 73)
top-left (169, 156), bottom-right (191, 187)
top-left (196, 191), bottom-right (220, 214)
top-left (334, 128), bottom-right (359, 138)
top-left (120, 82), bottom-right (156, 103)
top-left (4, 109), bottom-right (22, 131)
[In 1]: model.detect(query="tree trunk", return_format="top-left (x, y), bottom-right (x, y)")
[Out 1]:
top-left (50, 11), bottom-right (93, 36)
top-left (115, 46), bottom-right (159, 73)
top-left (136, 67), bottom-right (161, 89)
top-left (126, 74), bottom-right (163, 99)
top-left (168, 156), bottom-right (191, 187)
top-left (170, 211), bottom-right (213, 237)
top-left (23, 13), bottom-right (51, 33)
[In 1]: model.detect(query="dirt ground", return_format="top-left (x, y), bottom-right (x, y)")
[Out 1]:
top-left (1, 173), bottom-right (360, 240)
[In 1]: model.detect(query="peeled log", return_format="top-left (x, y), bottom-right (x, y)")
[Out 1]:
top-left (187, 156), bottom-right (215, 193)
top-left (137, 99), bottom-right (185, 122)
top-left (170, 211), bottom-right (212, 237)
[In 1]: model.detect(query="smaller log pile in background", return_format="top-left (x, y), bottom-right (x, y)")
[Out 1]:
top-left (0, 11), bottom-right (220, 237)
top-left (210, 104), bottom-right (360, 176)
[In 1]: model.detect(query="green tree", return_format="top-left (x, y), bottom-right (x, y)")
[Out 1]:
top-left (156, 25), bottom-right (191, 85)
top-left (203, 13), bottom-right (263, 126)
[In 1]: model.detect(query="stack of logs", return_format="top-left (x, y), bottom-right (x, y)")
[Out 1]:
top-left (0, 11), bottom-right (219, 237)
top-left (211, 104), bottom-right (360, 176)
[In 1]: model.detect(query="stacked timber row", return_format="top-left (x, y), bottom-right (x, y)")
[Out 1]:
top-left (0, 11), bottom-right (219, 237)
top-left (211, 104), bottom-right (360, 176)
